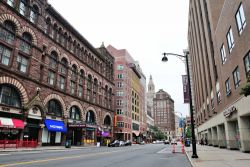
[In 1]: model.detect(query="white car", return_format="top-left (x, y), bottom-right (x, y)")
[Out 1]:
top-left (171, 139), bottom-right (177, 145)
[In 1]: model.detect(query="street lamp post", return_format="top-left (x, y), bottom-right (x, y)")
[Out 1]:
top-left (162, 51), bottom-right (198, 158)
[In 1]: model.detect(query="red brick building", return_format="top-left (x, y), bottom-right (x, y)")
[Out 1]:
top-left (0, 0), bottom-right (114, 147)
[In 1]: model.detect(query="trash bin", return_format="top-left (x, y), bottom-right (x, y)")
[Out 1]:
top-left (65, 140), bottom-right (71, 148)
top-left (185, 138), bottom-right (190, 147)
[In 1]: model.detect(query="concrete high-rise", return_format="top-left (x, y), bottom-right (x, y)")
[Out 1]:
top-left (188, 0), bottom-right (250, 152)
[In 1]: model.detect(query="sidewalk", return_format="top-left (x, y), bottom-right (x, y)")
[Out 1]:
top-left (0, 145), bottom-right (97, 152)
top-left (185, 144), bottom-right (250, 167)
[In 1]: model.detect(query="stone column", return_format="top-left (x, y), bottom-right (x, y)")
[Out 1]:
top-left (207, 128), bottom-right (212, 145)
top-left (238, 116), bottom-right (250, 152)
top-left (225, 121), bottom-right (237, 150)
top-left (212, 126), bottom-right (218, 146)
top-left (217, 124), bottom-right (226, 148)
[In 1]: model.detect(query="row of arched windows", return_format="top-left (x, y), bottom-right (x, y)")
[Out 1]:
top-left (0, 84), bottom-right (112, 126)
top-left (46, 51), bottom-right (113, 110)
top-left (5, 0), bottom-right (39, 24)
top-left (0, 20), bottom-right (32, 73)
top-left (44, 17), bottom-right (113, 81)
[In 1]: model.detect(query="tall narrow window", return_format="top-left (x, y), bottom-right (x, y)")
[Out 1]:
top-left (244, 52), bottom-right (250, 76)
top-left (233, 66), bottom-right (241, 88)
top-left (235, 3), bottom-right (246, 34)
top-left (225, 78), bottom-right (231, 96)
top-left (17, 55), bottom-right (28, 73)
top-left (30, 5), bottom-right (39, 24)
top-left (70, 81), bottom-right (75, 95)
top-left (19, 0), bottom-right (27, 16)
top-left (60, 58), bottom-right (67, 74)
top-left (19, 32), bottom-right (32, 54)
top-left (49, 51), bottom-right (57, 69)
top-left (58, 76), bottom-right (65, 90)
top-left (227, 27), bottom-right (234, 53)
top-left (71, 65), bottom-right (77, 81)
top-left (0, 44), bottom-right (11, 66)
top-left (0, 21), bottom-right (15, 44)
top-left (220, 44), bottom-right (227, 64)
top-left (47, 71), bottom-right (55, 85)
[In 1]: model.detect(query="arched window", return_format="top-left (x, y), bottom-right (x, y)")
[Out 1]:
top-left (0, 84), bottom-right (21, 108)
top-left (69, 106), bottom-right (80, 120)
top-left (47, 99), bottom-right (62, 117)
top-left (19, 32), bottom-right (32, 54)
top-left (19, 0), bottom-right (28, 16)
top-left (30, 5), bottom-right (39, 23)
top-left (104, 116), bottom-right (111, 126)
top-left (60, 58), bottom-right (68, 74)
top-left (86, 111), bottom-right (95, 123)
top-left (45, 18), bottom-right (51, 34)
top-left (6, 0), bottom-right (15, 7)
top-left (71, 65), bottom-right (77, 81)
top-left (78, 70), bottom-right (84, 97)
top-left (0, 20), bottom-right (16, 44)
top-left (49, 51), bottom-right (57, 69)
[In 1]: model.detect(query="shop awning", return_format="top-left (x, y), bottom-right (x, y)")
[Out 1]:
top-left (44, 119), bottom-right (67, 132)
top-left (133, 131), bottom-right (140, 136)
top-left (0, 117), bottom-right (24, 129)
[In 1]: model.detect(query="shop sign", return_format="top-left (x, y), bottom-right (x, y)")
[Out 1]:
top-left (0, 106), bottom-right (10, 112)
top-left (224, 106), bottom-right (237, 118)
top-left (68, 123), bottom-right (85, 128)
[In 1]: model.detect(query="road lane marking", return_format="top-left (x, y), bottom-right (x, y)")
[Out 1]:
top-left (0, 147), bottom-right (141, 167)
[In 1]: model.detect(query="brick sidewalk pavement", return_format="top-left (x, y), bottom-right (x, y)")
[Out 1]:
top-left (185, 144), bottom-right (250, 167)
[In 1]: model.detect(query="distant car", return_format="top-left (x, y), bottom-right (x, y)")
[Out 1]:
top-left (171, 139), bottom-right (177, 145)
top-left (164, 140), bottom-right (170, 144)
top-left (124, 140), bottom-right (132, 146)
top-left (108, 140), bottom-right (120, 147)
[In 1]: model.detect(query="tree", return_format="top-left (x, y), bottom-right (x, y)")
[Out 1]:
top-left (149, 125), bottom-right (167, 140)
top-left (240, 74), bottom-right (250, 97)
top-left (185, 126), bottom-right (192, 138)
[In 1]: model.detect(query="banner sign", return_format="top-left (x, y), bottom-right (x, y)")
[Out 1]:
top-left (182, 75), bottom-right (190, 103)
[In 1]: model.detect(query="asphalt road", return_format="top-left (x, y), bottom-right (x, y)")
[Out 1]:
top-left (0, 144), bottom-right (191, 167)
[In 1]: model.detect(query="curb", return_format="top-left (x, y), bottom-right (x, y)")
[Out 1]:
top-left (185, 149), bottom-right (196, 167)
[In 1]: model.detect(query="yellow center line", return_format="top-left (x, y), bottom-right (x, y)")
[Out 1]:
top-left (0, 148), bottom-right (141, 167)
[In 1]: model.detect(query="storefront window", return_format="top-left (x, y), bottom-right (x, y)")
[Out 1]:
top-left (0, 84), bottom-right (21, 108)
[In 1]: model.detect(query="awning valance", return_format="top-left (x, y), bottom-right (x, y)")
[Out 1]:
top-left (0, 117), bottom-right (24, 129)
top-left (44, 119), bottom-right (67, 132)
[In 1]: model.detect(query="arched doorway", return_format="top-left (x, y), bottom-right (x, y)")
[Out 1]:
top-left (67, 106), bottom-right (83, 146)
top-left (0, 84), bottom-right (24, 140)
top-left (99, 115), bottom-right (112, 146)
top-left (43, 99), bottom-right (66, 146)
top-left (85, 110), bottom-right (96, 145)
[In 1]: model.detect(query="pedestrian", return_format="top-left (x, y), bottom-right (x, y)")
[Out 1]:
top-left (200, 138), bottom-right (204, 146)
top-left (205, 138), bottom-right (208, 145)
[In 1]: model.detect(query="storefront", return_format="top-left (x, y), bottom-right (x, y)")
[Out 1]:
top-left (84, 124), bottom-right (96, 145)
top-left (97, 127), bottom-right (112, 146)
top-left (67, 123), bottom-right (84, 146)
top-left (0, 117), bottom-right (24, 140)
top-left (42, 119), bottom-right (67, 146)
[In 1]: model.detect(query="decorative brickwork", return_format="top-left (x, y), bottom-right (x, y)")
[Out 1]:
top-left (43, 94), bottom-right (66, 116)
top-left (0, 14), bottom-right (21, 33)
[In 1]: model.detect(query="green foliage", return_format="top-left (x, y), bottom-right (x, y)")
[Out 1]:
top-left (185, 126), bottom-right (192, 138)
top-left (149, 125), bottom-right (167, 140)
top-left (240, 75), bottom-right (250, 97)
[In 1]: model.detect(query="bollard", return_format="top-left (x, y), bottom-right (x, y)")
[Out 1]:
top-left (182, 143), bottom-right (185, 154)
top-left (172, 144), bottom-right (175, 153)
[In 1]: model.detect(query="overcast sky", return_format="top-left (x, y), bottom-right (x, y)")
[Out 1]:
top-left (48, 0), bottom-right (190, 117)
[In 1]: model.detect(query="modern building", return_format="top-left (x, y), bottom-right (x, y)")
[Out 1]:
top-left (0, 0), bottom-right (115, 147)
top-left (107, 45), bottom-right (147, 143)
top-left (153, 89), bottom-right (175, 140)
top-left (188, 0), bottom-right (250, 152)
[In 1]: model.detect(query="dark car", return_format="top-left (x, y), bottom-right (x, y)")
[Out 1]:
top-left (108, 140), bottom-right (120, 147)
top-left (164, 140), bottom-right (170, 144)
top-left (124, 140), bottom-right (132, 146)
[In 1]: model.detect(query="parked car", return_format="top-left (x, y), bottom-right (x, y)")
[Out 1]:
top-left (139, 141), bottom-right (145, 145)
top-left (108, 140), bottom-right (120, 147)
top-left (124, 140), bottom-right (132, 146)
top-left (119, 140), bottom-right (125, 147)
top-left (164, 140), bottom-right (170, 144)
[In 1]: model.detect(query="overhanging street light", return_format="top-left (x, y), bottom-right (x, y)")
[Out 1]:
top-left (162, 51), bottom-right (198, 158)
